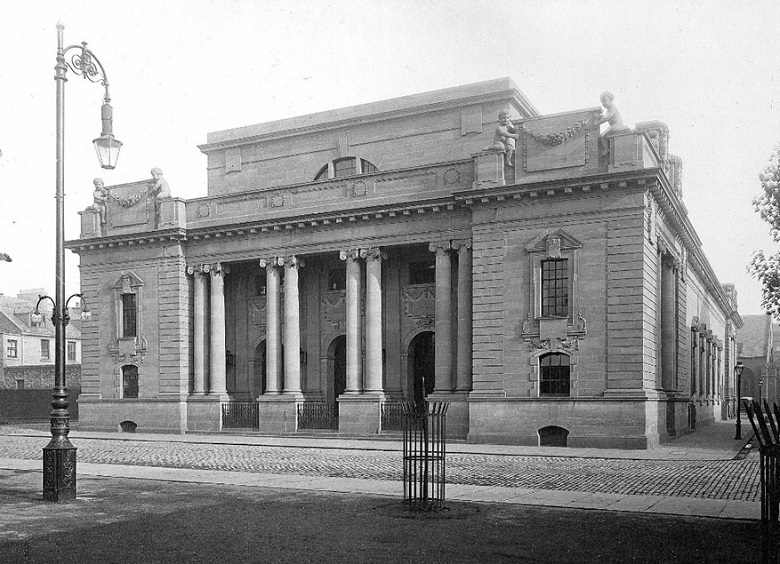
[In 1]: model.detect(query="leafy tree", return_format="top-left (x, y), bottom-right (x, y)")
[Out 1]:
top-left (751, 144), bottom-right (780, 318)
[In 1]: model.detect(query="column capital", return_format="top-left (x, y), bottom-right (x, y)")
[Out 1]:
top-left (259, 257), bottom-right (284, 268)
top-left (429, 240), bottom-right (451, 253)
top-left (284, 255), bottom-right (304, 269)
top-left (339, 248), bottom-right (362, 261)
top-left (209, 263), bottom-right (229, 276)
top-left (364, 247), bottom-right (386, 261)
top-left (451, 238), bottom-right (472, 250)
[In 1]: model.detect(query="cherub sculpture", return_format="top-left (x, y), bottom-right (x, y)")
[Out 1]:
top-left (150, 167), bottom-right (171, 199)
top-left (87, 177), bottom-right (108, 224)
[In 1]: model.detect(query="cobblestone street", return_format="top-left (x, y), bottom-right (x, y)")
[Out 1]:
top-left (0, 431), bottom-right (761, 502)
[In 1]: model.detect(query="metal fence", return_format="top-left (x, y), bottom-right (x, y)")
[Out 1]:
top-left (380, 401), bottom-right (406, 431)
top-left (402, 401), bottom-right (449, 510)
top-left (221, 401), bottom-right (259, 429)
top-left (298, 401), bottom-right (338, 430)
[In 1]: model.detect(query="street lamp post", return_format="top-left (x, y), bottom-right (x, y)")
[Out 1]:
top-left (760, 379), bottom-right (764, 404)
top-left (735, 362), bottom-right (745, 440)
top-left (45, 22), bottom-right (121, 502)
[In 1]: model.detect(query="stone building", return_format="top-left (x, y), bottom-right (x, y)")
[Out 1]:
top-left (737, 314), bottom-right (779, 407)
top-left (69, 78), bottom-right (742, 448)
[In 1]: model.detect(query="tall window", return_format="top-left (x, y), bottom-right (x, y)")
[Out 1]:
top-left (122, 293), bottom-right (137, 338)
top-left (40, 339), bottom-right (50, 360)
top-left (123, 365), bottom-right (139, 398)
top-left (67, 340), bottom-right (77, 362)
top-left (539, 353), bottom-right (571, 396)
top-left (541, 259), bottom-right (569, 317)
top-left (6, 339), bottom-right (17, 358)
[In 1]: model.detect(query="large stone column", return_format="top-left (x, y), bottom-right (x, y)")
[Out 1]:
top-left (261, 257), bottom-right (283, 394)
top-left (283, 255), bottom-right (302, 394)
top-left (191, 266), bottom-right (208, 394)
top-left (454, 240), bottom-right (473, 392)
top-left (365, 247), bottom-right (384, 394)
top-left (208, 264), bottom-right (228, 396)
top-left (430, 241), bottom-right (454, 392)
top-left (341, 249), bottom-right (363, 393)
top-left (660, 254), bottom-right (678, 390)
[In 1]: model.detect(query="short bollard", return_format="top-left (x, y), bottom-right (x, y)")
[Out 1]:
top-left (402, 401), bottom-right (449, 511)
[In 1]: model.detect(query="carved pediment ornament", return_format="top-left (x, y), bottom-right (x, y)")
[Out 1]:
top-left (529, 338), bottom-right (550, 352)
top-left (557, 336), bottom-right (579, 351)
top-left (111, 270), bottom-right (144, 291)
top-left (525, 228), bottom-right (583, 255)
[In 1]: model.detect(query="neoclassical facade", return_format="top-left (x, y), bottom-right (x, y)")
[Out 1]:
top-left (69, 78), bottom-right (742, 448)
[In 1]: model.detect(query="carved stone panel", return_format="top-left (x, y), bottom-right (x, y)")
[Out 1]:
top-left (249, 297), bottom-right (266, 329)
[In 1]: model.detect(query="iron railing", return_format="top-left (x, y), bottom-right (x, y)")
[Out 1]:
top-left (298, 401), bottom-right (338, 430)
top-left (746, 399), bottom-right (780, 561)
top-left (221, 401), bottom-right (259, 429)
top-left (381, 401), bottom-right (406, 431)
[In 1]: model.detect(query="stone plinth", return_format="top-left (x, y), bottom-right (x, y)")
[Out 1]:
top-left (608, 131), bottom-right (659, 172)
top-left (338, 394), bottom-right (383, 435)
top-left (257, 394), bottom-right (300, 434)
top-left (186, 395), bottom-right (223, 433)
top-left (79, 209), bottom-right (102, 238)
top-left (472, 149), bottom-right (506, 189)
top-left (158, 198), bottom-right (186, 229)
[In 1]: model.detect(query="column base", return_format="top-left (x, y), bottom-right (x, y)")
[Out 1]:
top-left (257, 394), bottom-right (301, 434)
top-left (337, 394), bottom-right (382, 435)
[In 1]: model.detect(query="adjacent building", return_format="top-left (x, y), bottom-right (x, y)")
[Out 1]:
top-left (736, 314), bottom-right (779, 408)
top-left (0, 290), bottom-right (83, 419)
top-left (69, 78), bottom-right (742, 447)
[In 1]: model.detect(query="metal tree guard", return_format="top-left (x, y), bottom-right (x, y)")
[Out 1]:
top-left (402, 401), bottom-right (449, 510)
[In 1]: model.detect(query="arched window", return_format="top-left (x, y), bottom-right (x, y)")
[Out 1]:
top-left (539, 353), bottom-right (570, 397)
top-left (314, 157), bottom-right (378, 181)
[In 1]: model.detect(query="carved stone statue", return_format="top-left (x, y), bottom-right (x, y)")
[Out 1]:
top-left (87, 177), bottom-right (108, 224)
top-left (491, 109), bottom-right (521, 167)
top-left (598, 91), bottom-right (630, 156)
top-left (150, 167), bottom-right (171, 199)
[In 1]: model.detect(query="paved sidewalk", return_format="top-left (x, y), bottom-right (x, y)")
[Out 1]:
top-left (0, 420), bottom-right (759, 521)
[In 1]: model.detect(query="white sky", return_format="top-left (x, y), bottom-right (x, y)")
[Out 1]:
top-left (1, 0), bottom-right (778, 316)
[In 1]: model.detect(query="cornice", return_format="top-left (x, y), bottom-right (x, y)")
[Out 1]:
top-left (66, 228), bottom-right (187, 254)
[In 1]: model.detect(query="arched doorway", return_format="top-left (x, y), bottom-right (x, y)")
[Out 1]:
top-left (253, 341), bottom-right (266, 397)
top-left (332, 336), bottom-right (347, 403)
top-left (408, 331), bottom-right (435, 405)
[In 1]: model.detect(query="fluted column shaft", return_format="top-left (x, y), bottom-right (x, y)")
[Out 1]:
top-left (192, 269), bottom-right (208, 394)
top-left (209, 265), bottom-right (228, 395)
top-left (263, 259), bottom-right (282, 394)
top-left (342, 249), bottom-right (363, 393)
top-left (365, 248), bottom-right (384, 393)
top-left (283, 256), bottom-right (302, 393)
top-left (431, 241), bottom-right (454, 392)
top-left (454, 240), bottom-right (473, 392)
